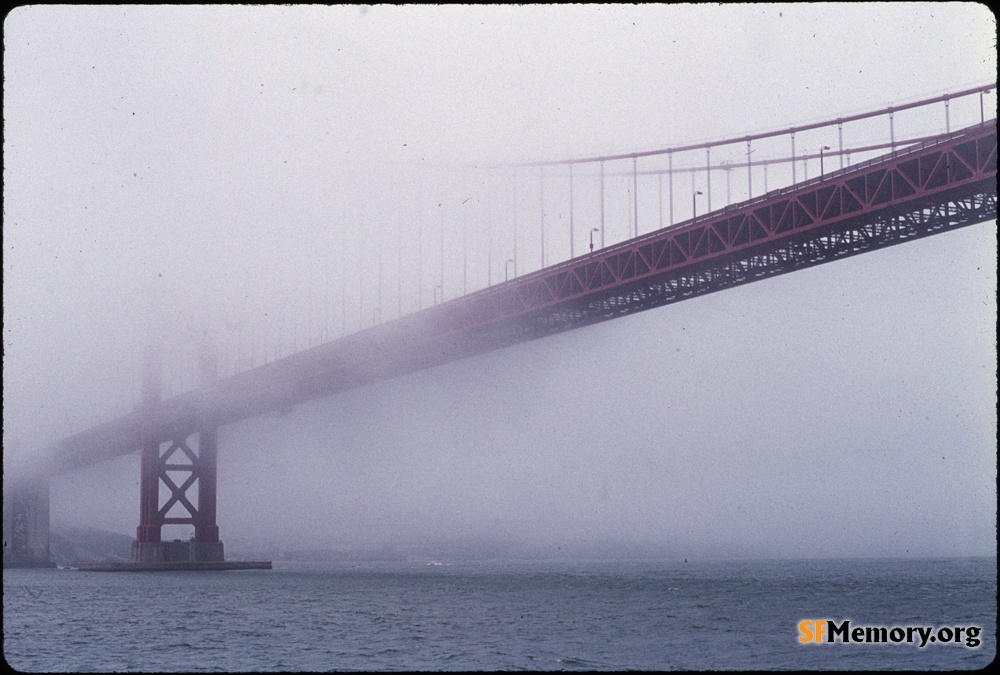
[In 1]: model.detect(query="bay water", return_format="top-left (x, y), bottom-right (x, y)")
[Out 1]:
top-left (4, 557), bottom-right (995, 671)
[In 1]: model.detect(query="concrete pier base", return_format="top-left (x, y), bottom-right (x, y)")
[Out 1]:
top-left (131, 539), bottom-right (225, 564)
top-left (76, 539), bottom-right (271, 572)
top-left (78, 539), bottom-right (269, 571)
top-left (78, 560), bottom-right (271, 572)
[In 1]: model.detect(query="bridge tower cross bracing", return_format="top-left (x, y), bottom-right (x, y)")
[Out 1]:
top-left (131, 346), bottom-right (225, 564)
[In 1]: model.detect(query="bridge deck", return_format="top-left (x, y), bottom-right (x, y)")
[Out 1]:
top-left (43, 121), bottom-right (997, 474)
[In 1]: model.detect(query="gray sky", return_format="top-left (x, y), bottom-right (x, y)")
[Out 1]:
top-left (3, 4), bottom-right (997, 559)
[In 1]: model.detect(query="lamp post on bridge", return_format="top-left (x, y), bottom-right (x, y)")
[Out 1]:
top-left (820, 145), bottom-right (831, 176)
top-left (589, 227), bottom-right (599, 253)
top-left (692, 190), bottom-right (703, 218)
top-left (505, 258), bottom-right (514, 281)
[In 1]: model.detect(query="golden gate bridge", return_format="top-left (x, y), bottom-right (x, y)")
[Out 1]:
top-left (4, 83), bottom-right (995, 569)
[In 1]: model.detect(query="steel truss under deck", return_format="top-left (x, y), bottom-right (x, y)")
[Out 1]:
top-left (449, 122), bottom-right (996, 349)
top-left (512, 190), bottom-right (996, 341)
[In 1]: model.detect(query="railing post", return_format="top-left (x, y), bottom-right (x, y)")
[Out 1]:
top-left (668, 152), bottom-right (674, 226)
top-left (632, 156), bottom-right (639, 237)
top-left (569, 163), bottom-right (575, 257)
top-left (791, 131), bottom-right (796, 183)
top-left (838, 121), bottom-right (844, 171)
top-left (705, 147), bottom-right (712, 211)
top-left (539, 166), bottom-right (545, 268)
top-left (889, 108), bottom-right (896, 156)
top-left (600, 161), bottom-right (606, 248)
